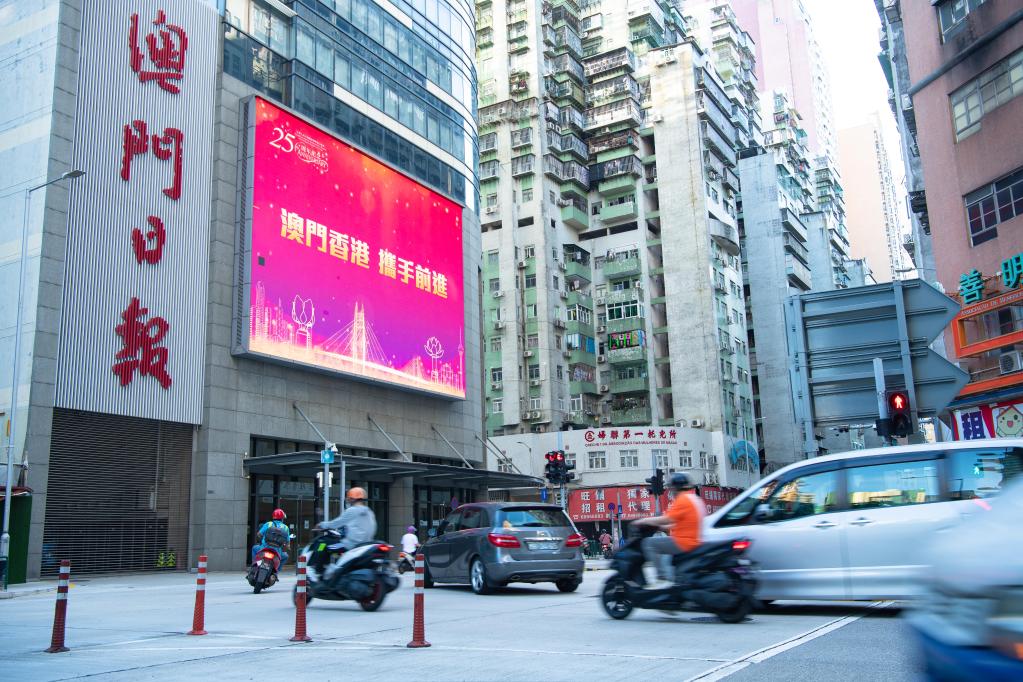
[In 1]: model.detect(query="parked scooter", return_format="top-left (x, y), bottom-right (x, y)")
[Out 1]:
top-left (600, 526), bottom-right (757, 623)
top-left (246, 526), bottom-right (294, 594)
top-left (297, 529), bottom-right (400, 611)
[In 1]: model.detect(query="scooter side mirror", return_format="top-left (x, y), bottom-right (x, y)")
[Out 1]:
top-left (753, 504), bottom-right (773, 523)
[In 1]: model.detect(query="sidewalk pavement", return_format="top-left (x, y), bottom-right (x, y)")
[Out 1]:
top-left (0, 581), bottom-right (57, 600)
top-left (584, 558), bottom-right (609, 571)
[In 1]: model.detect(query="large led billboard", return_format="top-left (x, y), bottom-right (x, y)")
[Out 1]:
top-left (239, 97), bottom-right (465, 399)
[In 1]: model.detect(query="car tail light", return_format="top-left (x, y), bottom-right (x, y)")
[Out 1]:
top-left (731, 539), bottom-right (751, 553)
top-left (487, 532), bottom-right (521, 548)
top-left (565, 533), bottom-right (584, 547)
top-left (377, 544), bottom-right (393, 553)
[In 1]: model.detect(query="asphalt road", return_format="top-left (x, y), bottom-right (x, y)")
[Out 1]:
top-left (0, 570), bottom-right (924, 681)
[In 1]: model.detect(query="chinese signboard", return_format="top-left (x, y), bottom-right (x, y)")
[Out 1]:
top-left (56, 0), bottom-right (216, 424)
top-left (237, 98), bottom-right (466, 399)
top-left (567, 485), bottom-right (740, 522)
top-left (958, 251), bottom-right (1023, 304)
top-left (952, 399), bottom-right (1023, 440)
top-left (583, 427), bottom-right (678, 447)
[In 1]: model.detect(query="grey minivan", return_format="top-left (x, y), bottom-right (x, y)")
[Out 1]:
top-left (421, 503), bottom-right (585, 594)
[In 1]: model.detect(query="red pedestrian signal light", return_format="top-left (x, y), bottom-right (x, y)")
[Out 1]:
top-left (886, 390), bottom-right (913, 438)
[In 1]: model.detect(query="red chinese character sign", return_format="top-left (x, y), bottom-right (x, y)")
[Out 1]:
top-left (55, 0), bottom-right (216, 425)
top-left (241, 97), bottom-right (466, 399)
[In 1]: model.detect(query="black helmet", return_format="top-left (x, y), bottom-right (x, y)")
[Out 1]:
top-left (669, 472), bottom-right (695, 490)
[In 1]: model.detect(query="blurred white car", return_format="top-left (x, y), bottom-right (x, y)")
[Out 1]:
top-left (906, 477), bottom-right (1023, 680)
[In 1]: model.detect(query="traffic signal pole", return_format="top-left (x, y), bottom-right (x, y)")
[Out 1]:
top-left (650, 452), bottom-right (661, 514)
top-left (873, 358), bottom-right (894, 446)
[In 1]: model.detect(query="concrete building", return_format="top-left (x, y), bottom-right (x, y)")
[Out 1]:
top-left (475, 0), bottom-right (758, 490)
top-left (875, 0), bottom-right (937, 287)
top-left (895, 0), bottom-right (1023, 438)
top-left (837, 113), bottom-right (910, 283)
top-left (0, 0), bottom-right (539, 583)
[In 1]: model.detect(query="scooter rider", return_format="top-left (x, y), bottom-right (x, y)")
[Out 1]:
top-left (400, 525), bottom-right (419, 555)
top-left (252, 508), bottom-right (291, 565)
top-left (317, 486), bottom-right (378, 549)
top-left (631, 473), bottom-right (706, 589)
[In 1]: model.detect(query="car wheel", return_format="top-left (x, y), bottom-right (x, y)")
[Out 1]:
top-left (556, 579), bottom-right (581, 593)
top-left (470, 558), bottom-right (494, 595)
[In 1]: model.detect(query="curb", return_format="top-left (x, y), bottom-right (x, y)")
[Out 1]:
top-left (0, 585), bottom-right (58, 600)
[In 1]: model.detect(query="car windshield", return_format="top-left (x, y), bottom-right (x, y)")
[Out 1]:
top-left (495, 507), bottom-right (571, 528)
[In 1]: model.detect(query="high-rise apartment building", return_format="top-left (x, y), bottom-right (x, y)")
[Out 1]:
top-left (894, 0), bottom-right (1023, 438)
top-left (477, 0), bottom-right (758, 489)
top-left (837, 113), bottom-right (910, 283)
top-left (876, 0), bottom-right (937, 286)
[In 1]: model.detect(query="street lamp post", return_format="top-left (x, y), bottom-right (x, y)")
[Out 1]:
top-left (515, 441), bottom-right (533, 477)
top-left (2, 170), bottom-right (84, 591)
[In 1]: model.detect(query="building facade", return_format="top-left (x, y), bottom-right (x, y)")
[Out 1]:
top-left (837, 113), bottom-right (910, 283)
top-left (896, 0), bottom-right (1023, 438)
top-left (1, 0), bottom-right (538, 582)
top-left (475, 0), bottom-right (757, 486)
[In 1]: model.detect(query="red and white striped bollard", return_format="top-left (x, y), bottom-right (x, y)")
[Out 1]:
top-left (406, 553), bottom-right (430, 648)
top-left (45, 559), bottom-right (71, 653)
top-left (187, 554), bottom-right (208, 635)
top-left (290, 556), bottom-right (312, 642)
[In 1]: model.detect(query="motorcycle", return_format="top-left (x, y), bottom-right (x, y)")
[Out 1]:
top-left (602, 543), bottom-right (614, 559)
top-left (397, 550), bottom-right (417, 575)
top-left (247, 528), bottom-right (294, 594)
top-left (297, 529), bottom-right (400, 611)
top-left (600, 526), bottom-right (757, 623)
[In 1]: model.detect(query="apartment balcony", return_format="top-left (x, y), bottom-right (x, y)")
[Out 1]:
top-left (585, 100), bottom-right (644, 131)
top-left (567, 290), bottom-right (593, 309)
top-left (561, 202), bottom-right (589, 230)
top-left (551, 54), bottom-right (585, 83)
top-left (565, 258), bottom-right (592, 283)
top-left (608, 346), bottom-right (646, 364)
top-left (588, 130), bottom-right (638, 156)
top-left (478, 27), bottom-right (494, 47)
top-left (607, 316), bottom-right (645, 335)
top-left (569, 380), bottom-right (600, 396)
top-left (611, 376), bottom-right (649, 394)
top-left (611, 405), bottom-right (652, 425)
top-left (507, 9), bottom-right (528, 26)
top-left (568, 410), bottom-right (599, 426)
top-left (563, 347), bottom-right (596, 366)
top-left (511, 154), bottom-right (535, 177)
top-left (583, 47), bottom-right (636, 78)
top-left (785, 255), bottom-right (812, 289)
top-left (708, 217), bottom-right (740, 256)
top-left (780, 207), bottom-right (808, 241)
top-left (782, 233), bottom-right (810, 263)
top-left (511, 127), bottom-right (533, 148)
top-left (603, 255), bottom-right (641, 279)
top-left (701, 121), bottom-right (737, 167)
top-left (600, 200), bottom-right (637, 223)
top-left (603, 287), bottom-right (644, 305)
top-left (723, 167), bottom-right (740, 192)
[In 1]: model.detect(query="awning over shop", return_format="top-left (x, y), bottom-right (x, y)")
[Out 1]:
top-left (242, 451), bottom-right (542, 490)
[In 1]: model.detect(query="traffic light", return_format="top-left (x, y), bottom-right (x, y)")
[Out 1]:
top-left (645, 468), bottom-right (665, 497)
top-left (887, 390), bottom-right (913, 438)
top-left (563, 457), bottom-right (576, 484)
top-left (545, 451), bottom-right (564, 485)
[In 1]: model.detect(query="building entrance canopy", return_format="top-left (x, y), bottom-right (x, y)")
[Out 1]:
top-left (243, 451), bottom-right (542, 490)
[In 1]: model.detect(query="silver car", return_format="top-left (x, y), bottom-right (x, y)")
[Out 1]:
top-left (704, 439), bottom-right (1023, 601)
top-left (421, 503), bottom-right (585, 594)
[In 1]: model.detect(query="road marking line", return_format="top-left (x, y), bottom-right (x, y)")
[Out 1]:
top-left (685, 601), bottom-right (895, 681)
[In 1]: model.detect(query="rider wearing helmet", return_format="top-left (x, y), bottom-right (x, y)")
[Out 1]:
top-left (400, 525), bottom-right (420, 556)
top-left (318, 486), bottom-right (378, 550)
top-left (252, 508), bottom-right (291, 565)
top-left (632, 472), bottom-right (706, 589)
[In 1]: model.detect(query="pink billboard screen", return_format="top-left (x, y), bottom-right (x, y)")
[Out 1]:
top-left (245, 97), bottom-right (465, 399)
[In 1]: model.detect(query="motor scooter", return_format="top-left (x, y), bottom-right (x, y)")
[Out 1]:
top-left (247, 527), bottom-right (294, 594)
top-left (297, 529), bottom-right (399, 611)
top-left (600, 526), bottom-right (757, 623)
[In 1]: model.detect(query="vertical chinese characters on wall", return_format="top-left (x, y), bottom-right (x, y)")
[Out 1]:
top-left (113, 9), bottom-right (188, 390)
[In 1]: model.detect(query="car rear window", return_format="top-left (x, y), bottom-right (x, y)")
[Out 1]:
top-left (495, 507), bottom-right (571, 528)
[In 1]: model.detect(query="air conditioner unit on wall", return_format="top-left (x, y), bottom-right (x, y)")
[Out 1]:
top-left (485, 206), bottom-right (497, 214)
top-left (597, 354), bottom-right (606, 363)
top-left (1000, 351), bottom-right (1023, 375)
top-left (690, 418), bottom-right (705, 428)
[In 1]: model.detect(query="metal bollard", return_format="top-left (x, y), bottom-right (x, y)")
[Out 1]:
top-left (45, 559), bottom-right (71, 653)
top-left (187, 554), bottom-right (208, 636)
top-left (290, 557), bottom-right (312, 642)
top-left (406, 553), bottom-right (431, 648)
